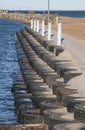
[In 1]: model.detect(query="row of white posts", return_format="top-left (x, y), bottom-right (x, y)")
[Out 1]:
top-left (31, 18), bottom-right (62, 46)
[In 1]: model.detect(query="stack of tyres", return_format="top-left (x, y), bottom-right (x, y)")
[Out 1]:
top-left (74, 103), bottom-right (85, 122)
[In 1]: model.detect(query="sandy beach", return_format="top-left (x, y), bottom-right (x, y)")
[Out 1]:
top-left (52, 16), bottom-right (85, 41)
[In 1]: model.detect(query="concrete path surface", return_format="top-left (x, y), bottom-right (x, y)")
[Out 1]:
top-left (62, 34), bottom-right (85, 73)
top-left (62, 35), bottom-right (85, 97)
top-left (48, 29), bottom-right (85, 98)
top-left (44, 27), bottom-right (85, 74)
top-left (61, 34), bottom-right (85, 98)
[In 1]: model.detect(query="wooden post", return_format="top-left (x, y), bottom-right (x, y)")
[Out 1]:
top-left (48, 23), bottom-right (51, 40)
top-left (36, 20), bottom-right (39, 32)
top-left (31, 20), bottom-right (33, 29)
top-left (34, 20), bottom-right (36, 31)
top-left (57, 23), bottom-right (62, 46)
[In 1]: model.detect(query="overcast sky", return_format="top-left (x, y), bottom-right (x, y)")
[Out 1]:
top-left (0, 0), bottom-right (85, 10)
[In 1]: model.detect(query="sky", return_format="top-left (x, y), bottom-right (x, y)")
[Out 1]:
top-left (0, 0), bottom-right (85, 10)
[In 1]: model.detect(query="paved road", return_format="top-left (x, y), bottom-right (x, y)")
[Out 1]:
top-left (62, 34), bottom-right (85, 73)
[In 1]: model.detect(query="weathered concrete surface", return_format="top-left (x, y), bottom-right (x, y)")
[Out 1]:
top-left (61, 34), bottom-right (85, 99)
top-left (62, 34), bottom-right (85, 72)
top-left (48, 29), bottom-right (85, 99)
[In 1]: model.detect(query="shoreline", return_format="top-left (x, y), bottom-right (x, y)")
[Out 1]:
top-left (0, 12), bottom-right (85, 41)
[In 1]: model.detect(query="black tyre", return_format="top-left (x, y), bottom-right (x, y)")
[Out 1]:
top-left (67, 100), bottom-right (85, 113)
top-left (49, 112), bottom-right (75, 130)
top-left (19, 113), bottom-right (44, 124)
top-left (40, 100), bottom-right (62, 115)
top-left (74, 103), bottom-right (85, 122)
top-left (33, 94), bottom-right (57, 108)
top-left (43, 107), bottom-right (67, 124)
top-left (53, 123), bottom-right (85, 130)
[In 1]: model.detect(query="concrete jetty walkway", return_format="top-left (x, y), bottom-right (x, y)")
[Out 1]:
top-left (45, 28), bottom-right (85, 99)
top-left (61, 34), bottom-right (85, 99)
top-left (45, 27), bottom-right (85, 74)
top-left (62, 34), bottom-right (85, 73)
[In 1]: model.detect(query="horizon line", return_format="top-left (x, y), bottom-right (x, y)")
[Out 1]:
top-left (1, 9), bottom-right (85, 11)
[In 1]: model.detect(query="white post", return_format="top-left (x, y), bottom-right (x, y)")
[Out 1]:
top-left (48, 22), bottom-right (51, 40)
top-left (34, 20), bottom-right (36, 31)
top-left (42, 20), bottom-right (45, 36)
top-left (57, 23), bottom-right (62, 46)
top-left (31, 19), bottom-right (33, 29)
top-left (36, 20), bottom-right (39, 32)
top-left (56, 16), bottom-right (58, 25)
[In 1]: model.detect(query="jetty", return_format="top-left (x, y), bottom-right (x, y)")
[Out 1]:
top-left (0, 12), bottom-right (85, 130)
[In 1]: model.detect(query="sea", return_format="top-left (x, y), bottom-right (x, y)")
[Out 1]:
top-left (8, 10), bottom-right (85, 18)
top-left (0, 18), bottom-right (26, 124)
top-left (0, 10), bottom-right (84, 124)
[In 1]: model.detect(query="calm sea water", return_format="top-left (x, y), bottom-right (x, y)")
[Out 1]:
top-left (9, 10), bottom-right (85, 18)
top-left (0, 18), bottom-right (26, 124)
